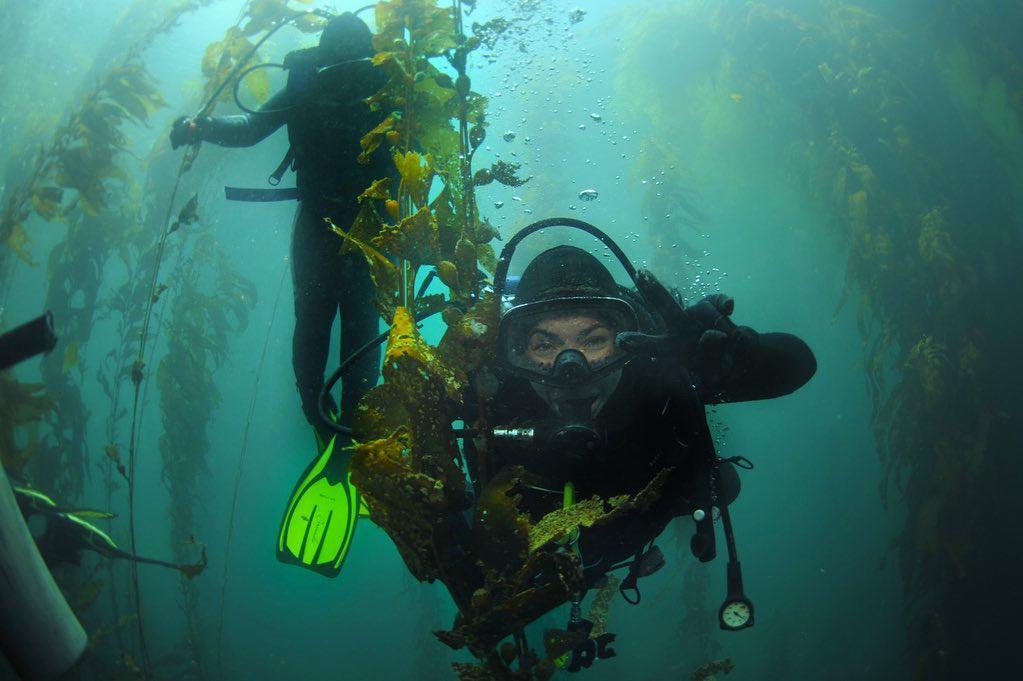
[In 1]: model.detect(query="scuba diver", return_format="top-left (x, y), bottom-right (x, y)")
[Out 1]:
top-left (311, 217), bottom-right (815, 669)
top-left (169, 12), bottom-right (390, 577)
top-left (480, 219), bottom-right (816, 667)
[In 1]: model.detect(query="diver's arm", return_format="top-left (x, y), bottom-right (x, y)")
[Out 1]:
top-left (170, 89), bottom-right (290, 149)
top-left (697, 329), bottom-right (817, 404)
top-left (201, 88), bottom-right (290, 146)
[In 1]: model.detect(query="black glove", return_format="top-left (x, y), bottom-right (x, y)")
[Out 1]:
top-left (618, 270), bottom-right (758, 373)
top-left (170, 116), bottom-right (207, 149)
top-left (617, 269), bottom-right (717, 358)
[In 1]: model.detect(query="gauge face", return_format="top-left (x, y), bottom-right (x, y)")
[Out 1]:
top-left (721, 601), bottom-right (751, 629)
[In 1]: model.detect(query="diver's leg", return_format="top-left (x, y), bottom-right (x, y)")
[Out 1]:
top-left (336, 251), bottom-right (381, 433)
top-left (290, 202), bottom-right (343, 446)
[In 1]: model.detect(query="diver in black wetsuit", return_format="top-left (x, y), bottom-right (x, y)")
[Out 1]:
top-left (471, 228), bottom-right (815, 663)
top-left (170, 13), bottom-right (388, 445)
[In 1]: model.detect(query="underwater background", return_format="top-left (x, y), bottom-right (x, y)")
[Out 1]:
top-left (1, 0), bottom-right (1021, 679)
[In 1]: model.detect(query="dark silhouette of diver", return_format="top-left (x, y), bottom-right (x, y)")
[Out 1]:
top-left (171, 12), bottom-right (389, 447)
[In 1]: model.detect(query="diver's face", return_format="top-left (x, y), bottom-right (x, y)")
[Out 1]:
top-left (525, 313), bottom-right (615, 370)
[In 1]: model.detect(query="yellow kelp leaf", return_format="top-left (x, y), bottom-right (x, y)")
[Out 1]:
top-left (392, 150), bottom-right (434, 206)
top-left (6, 222), bottom-right (34, 264)
top-left (292, 12), bottom-right (326, 33)
top-left (529, 496), bottom-right (608, 552)
top-left (372, 206), bottom-right (439, 265)
top-left (328, 215), bottom-right (398, 311)
top-left (242, 0), bottom-right (292, 36)
top-left (343, 200), bottom-right (383, 253)
top-left (358, 178), bottom-right (392, 203)
top-left (371, 51), bottom-right (412, 85)
top-left (430, 184), bottom-right (460, 255)
top-left (416, 123), bottom-right (461, 165)
top-left (31, 187), bottom-right (63, 220)
top-left (415, 74), bottom-right (455, 109)
top-left (242, 66), bottom-right (271, 104)
top-left (62, 342), bottom-right (80, 374)
top-left (384, 307), bottom-right (461, 403)
top-left (373, 3), bottom-right (406, 50)
top-left (477, 243), bottom-right (498, 274)
top-left (411, 3), bottom-right (458, 56)
top-left (359, 115), bottom-right (397, 165)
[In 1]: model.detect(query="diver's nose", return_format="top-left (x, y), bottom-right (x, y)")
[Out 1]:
top-left (552, 349), bottom-right (590, 383)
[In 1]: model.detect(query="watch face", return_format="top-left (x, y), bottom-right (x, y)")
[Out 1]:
top-left (721, 601), bottom-right (751, 629)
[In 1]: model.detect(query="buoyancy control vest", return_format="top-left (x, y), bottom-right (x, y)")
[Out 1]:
top-left (281, 46), bottom-right (391, 206)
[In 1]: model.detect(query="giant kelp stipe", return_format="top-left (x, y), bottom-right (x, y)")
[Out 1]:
top-left (1, 1), bottom-right (1021, 680)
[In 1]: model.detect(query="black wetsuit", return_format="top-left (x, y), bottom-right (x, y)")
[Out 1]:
top-left (485, 316), bottom-right (817, 576)
top-left (200, 50), bottom-right (392, 442)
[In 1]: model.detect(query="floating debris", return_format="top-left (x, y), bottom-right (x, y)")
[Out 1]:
top-left (494, 201), bottom-right (505, 209)
top-left (578, 188), bottom-right (599, 201)
top-left (502, 130), bottom-right (516, 142)
top-left (569, 8), bottom-right (586, 24)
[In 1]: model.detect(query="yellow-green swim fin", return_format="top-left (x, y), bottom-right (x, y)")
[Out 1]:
top-left (276, 436), bottom-right (359, 577)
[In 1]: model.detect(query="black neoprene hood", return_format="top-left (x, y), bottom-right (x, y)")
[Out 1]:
top-left (514, 245), bottom-right (619, 304)
top-left (319, 12), bottom-right (374, 59)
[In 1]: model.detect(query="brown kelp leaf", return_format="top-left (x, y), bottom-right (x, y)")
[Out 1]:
top-left (490, 160), bottom-right (530, 187)
top-left (477, 243), bottom-right (498, 274)
top-left (456, 551), bottom-right (584, 650)
top-left (436, 261), bottom-right (460, 290)
top-left (452, 662), bottom-right (501, 681)
top-left (151, 283), bottom-right (169, 304)
top-left (180, 545), bottom-right (208, 580)
top-left (359, 115), bottom-right (397, 164)
top-left (347, 428), bottom-right (448, 579)
top-left (372, 206), bottom-right (439, 265)
top-left (471, 466), bottom-right (531, 574)
top-left (352, 383), bottom-right (411, 442)
top-left (328, 213), bottom-right (399, 316)
top-left (131, 360), bottom-right (145, 385)
top-left (31, 186), bottom-right (63, 220)
top-left (105, 443), bottom-right (129, 482)
top-left (588, 574), bottom-right (620, 637)
top-left (472, 167), bottom-right (493, 186)
top-left (692, 659), bottom-right (734, 681)
top-left (437, 292), bottom-right (499, 374)
top-left (359, 177), bottom-right (393, 203)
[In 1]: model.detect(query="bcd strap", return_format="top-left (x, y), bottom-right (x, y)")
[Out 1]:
top-left (224, 186), bottom-right (300, 202)
top-left (619, 548), bottom-right (645, 605)
top-left (268, 146), bottom-right (295, 186)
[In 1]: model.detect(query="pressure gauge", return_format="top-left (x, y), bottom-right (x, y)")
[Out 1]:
top-left (719, 596), bottom-right (754, 631)
top-left (718, 560), bottom-right (754, 631)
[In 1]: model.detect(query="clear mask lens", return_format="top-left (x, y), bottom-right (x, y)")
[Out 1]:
top-left (498, 297), bottom-right (638, 386)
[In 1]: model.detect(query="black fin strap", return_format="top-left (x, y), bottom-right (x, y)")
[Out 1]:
top-left (721, 455), bottom-right (754, 470)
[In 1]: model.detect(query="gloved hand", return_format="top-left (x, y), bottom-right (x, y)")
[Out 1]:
top-left (170, 116), bottom-right (207, 149)
top-left (617, 269), bottom-right (713, 358)
top-left (618, 270), bottom-right (759, 373)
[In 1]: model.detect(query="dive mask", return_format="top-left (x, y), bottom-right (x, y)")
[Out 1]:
top-left (496, 296), bottom-right (639, 389)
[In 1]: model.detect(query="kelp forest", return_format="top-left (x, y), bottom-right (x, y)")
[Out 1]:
top-left (0, 1), bottom-right (1021, 680)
